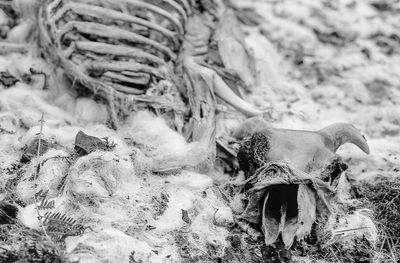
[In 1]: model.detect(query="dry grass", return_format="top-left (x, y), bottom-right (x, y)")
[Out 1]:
top-left (354, 176), bottom-right (400, 262)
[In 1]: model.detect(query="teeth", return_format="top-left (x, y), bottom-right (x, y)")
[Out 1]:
top-left (262, 184), bottom-right (317, 247)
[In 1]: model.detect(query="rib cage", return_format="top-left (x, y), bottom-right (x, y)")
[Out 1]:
top-left (38, 0), bottom-right (191, 96)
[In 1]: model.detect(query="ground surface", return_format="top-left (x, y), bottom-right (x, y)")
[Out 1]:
top-left (0, 0), bottom-right (399, 262)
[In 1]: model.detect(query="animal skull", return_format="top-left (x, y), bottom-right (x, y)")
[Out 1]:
top-left (234, 117), bottom-right (370, 173)
top-left (234, 118), bottom-right (370, 247)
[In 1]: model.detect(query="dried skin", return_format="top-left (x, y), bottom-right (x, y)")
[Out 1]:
top-left (215, 9), bottom-right (256, 89)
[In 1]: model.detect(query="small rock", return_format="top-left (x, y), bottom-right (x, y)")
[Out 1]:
top-left (0, 72), bottom-right (19, 88)
top-left (74, 130), bottom-right (108, 156)
top-left (181, 209), bottom-right (191, 224)
top-left (21, 137), bottom-right (50, 163)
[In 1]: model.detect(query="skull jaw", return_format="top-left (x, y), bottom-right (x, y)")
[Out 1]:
top-left (262, 183), bottom-right (317, 247)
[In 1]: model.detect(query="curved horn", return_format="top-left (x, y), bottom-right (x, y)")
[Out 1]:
top-left (318, 123), bottom-right (370, 154)
top-left (192, 60), bottom-right (264, 117)
top-left (213, 72), bottom-right (263, 117)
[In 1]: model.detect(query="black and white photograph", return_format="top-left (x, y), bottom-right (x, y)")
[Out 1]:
top-left (0, 0), bottom-right (399, 262)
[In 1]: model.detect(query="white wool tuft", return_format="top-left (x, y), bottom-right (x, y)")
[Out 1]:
top-left (0, 86), bottom-right (74, 128)
top-left (65, 151), bottom-right (139, 199)
top-left (74, 98), bottom-right (108, 125)
top-left (152, 171), bottom-right (213, 231)
top-left (21, 124), bottom-right (80, 149)
top-left (18, 197), bottom-right (67, 230)
top-left (7, 21), bottom-right (33, 43)
top-left (153, 188), bottom-right (196, 232)
top-left (126, 111), bottom-right (186, 152)
top-left (165, 171), bottom-right (213, 190)
top-left (330, 210), bottom-right (377, 245)
top-left (0, 133), bottom-right (20, 171)
top-left (123, 111), bottom-right (210, 170)
top-left (65, 228), bottom-right (159, 263)
top-left (16, 149), bottom-right (70, 204)
top-left (0, 112), bottom-right (19, 133)
top-left (187, 188), bottom-right (231, 257)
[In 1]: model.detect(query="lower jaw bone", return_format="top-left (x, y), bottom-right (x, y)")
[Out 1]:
top-left (262, 183), bottom-right (316, 247)
top-left (239, 162), bottom-right (333, 248)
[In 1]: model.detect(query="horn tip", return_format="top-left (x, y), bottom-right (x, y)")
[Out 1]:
top-left (319, 123), bottom-right (371, 155)
top-left (361, 136), bottom-right (370, 155)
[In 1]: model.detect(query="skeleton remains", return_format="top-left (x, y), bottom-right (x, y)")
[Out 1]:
top-left (37, 0), bottom-right (372, 249)
top-left (0, 0), bottom-right (376, 258)
top-left (37, 0), bottom-right (263, 165)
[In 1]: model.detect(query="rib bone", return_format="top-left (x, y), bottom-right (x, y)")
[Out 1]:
top-left (51, 2), bottom-right (179, 48)
top-left (80, 0), bottom-right (185, 34)
top-left (86, 61), bottom-right (165, 79)
top-left (75, 41), bottom-right (166, 66)
top-left (57, 21), bottom-right (176, 60)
